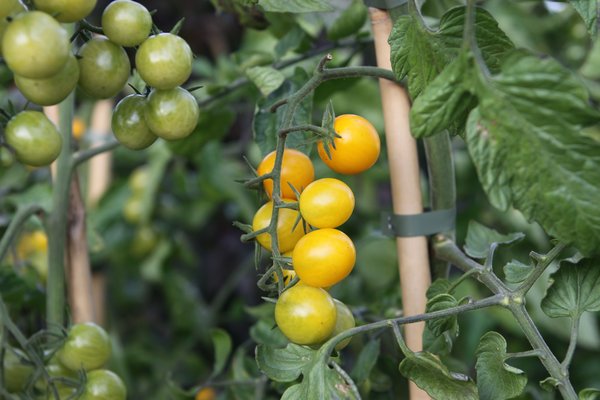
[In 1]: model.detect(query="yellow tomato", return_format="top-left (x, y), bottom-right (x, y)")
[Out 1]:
top-left (195, 387), bottom-right (217, 400)
top-left (275, 284), bottom-right (336, 345)
top-left (257, 148), bottom-right (314, 200)
top-left (252, 200), bottom-right (305, 253)
top-left (16, 230), bottom-right (48, 258)
top-left (317, 114), bottom-right (380, 175)
top-left (292, 228), bottom-right (355, 288)
top-left (299, 178), bottom-right (354, 228)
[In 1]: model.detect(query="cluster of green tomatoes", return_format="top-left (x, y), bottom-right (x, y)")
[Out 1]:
top-left (0, 0), bottom-right (199, 168)
top-left (251, 114), bottom-right (381, 348)
top-left (3, 322), bottom-right (125, 399)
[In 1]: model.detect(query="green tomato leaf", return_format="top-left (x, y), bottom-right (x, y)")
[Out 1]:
top-left (246, 66), bottom-right (285, 97)
top-left (475, 332), bottom-right (527, 400)
top-left (210, 329), bottom-right (232, 378)
top-left (426, 294), bottom-right (459, 337)
top-left (423, 327), bottom-right (456, 356)
top-left (540, 376), bottom-right (561, 392)
top-left (350, 339), bottom-right (380, 384)
top-left (503, 260), bottom-right (533, 284)
top-left (327, 0), bottom-right (367, 40)
top-left (253, 67), bottom-right (313, 156)
top-left (426, 278), bottom-right (453, 299)
top-left (399, 351), bottom-right (478, 400)
top-left (4, 183), bottom-right (53, 213)
top-left (389, 6), bottom-right (512, 98)
top-left (541, 258), bottom-right (600, 319)
top-left (568, 0), bottom-right (598, 37)
top-left (464, 220), bottom-right (525, 259)
top-left (580, 388), bottom-right (600, 399)
top-left (466, 52), bottom-right (600, 255)
top-left (410, 53), bottom-right (477, 138)
top-left (281, 360), bottom-right (358, 400)
top-left (258, 0), bottom-right (332, 13)
top-left (249, 320), bottom-right (288, 347)
top-left (255, 343), bottom-right (316, 382)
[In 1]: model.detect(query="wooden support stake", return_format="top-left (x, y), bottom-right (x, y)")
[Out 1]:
top-left (370, 8), bottom-right (431, 400)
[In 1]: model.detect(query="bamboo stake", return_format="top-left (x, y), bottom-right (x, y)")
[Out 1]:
top-left (370, 8), bottom-right (431, 400)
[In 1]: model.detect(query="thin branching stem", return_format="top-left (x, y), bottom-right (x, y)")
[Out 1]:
top-left (515, 242), bottom-right (568, 296)
top-left (0, 205), bottom-right (44, 263)
top-left (561, 316), bottom-right (580, 373)
top-left (71, 139), bottom-right (120, 169)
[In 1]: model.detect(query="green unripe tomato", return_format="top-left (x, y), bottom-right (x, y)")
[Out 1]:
top-left (15, 54), bottom-right (79, 106)
top-left (33, 0), bottom-right (97, 23)
top-left (135, 33), bottom-right (193, 89)
top-left (0, 0), bottom-right (26, 57)
top-left (78, 37), bottom-right (130, 99)
top-left (2, 11), bottom-right (70, 79)
top-left (81, 370), bottom-right (127, 400)
top-left (144, 87), bottom-right (199, 140)
top-left (331, 299), bottom-right (356, 351)
top-left (327, 0), bottom-right (367, 40)
top-left (112, 94), bottom-right (157, 150)
top-left (102, 0), bottom-right (152, 47)
top-left (3, 349), bottom-right (33, 393)
top-left (0, 146), bottom-right (15, 168)
top-left (5, 111), bottom-right (62, 167)
top-left (58, 322), bottom-right (111, 371)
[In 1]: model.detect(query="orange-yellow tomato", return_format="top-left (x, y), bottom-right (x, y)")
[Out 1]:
top-left (292, 228), bottom-right (355, 288)
top-left (275, 284), bottom-right (336, 345)
top-left (317, 114), bottom-right (380, 175)
top-left (257, 148), bottom-right (314, 200)
top-left (72, 116), bottom-right (86, 141)
top-left (195, 387), bottom-right (217, 400)
top-left (299, 178), bottom-right (354, 228)
top-left (252, 200), bottom-right (305, 253)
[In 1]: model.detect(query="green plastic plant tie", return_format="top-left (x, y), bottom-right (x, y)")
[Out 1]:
top-left (363, 0), bottom-right (408, 10)
top-left (381, 208), bottom-right (456, 237)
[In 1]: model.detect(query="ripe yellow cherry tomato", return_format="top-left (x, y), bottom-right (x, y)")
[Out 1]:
top-left (195, 387), bottom-right (217, 400)
top-left (331, 299), bottom-right (356, 351)
top-left (252, 200), bottom-right (305, 253)
top-left (257, 148), bottom-right (314, 200)
top-left (299, 178), bottom-right (354, 229)
top-left (292, 228), bottom-right (355, 288)
top-left (317, 114), bottom-right (380, 175)
top-left (275, 284), bottom-right (336, 345)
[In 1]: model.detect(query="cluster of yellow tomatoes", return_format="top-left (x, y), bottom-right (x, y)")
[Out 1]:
top-left (251, 114), bottom-right (380, 348)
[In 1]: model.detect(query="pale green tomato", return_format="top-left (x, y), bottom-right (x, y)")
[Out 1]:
top-left (102, 0), bottom-right (152, 47)
top-left (144, 87), bottom-right (199, 140)
top-left (33, 0), bottom-right (97, 23)
top-left (5, 111), bottom-right (62, 167)
top-left (135, 33), bottom-right (193, 89)
top-left (111, 94), bottom-right (157, 150)
top-left (78, 36), bottom-right (130, 99)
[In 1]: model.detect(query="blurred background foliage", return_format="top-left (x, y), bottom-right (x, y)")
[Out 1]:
top-left (1, 0), bottom-right (599, 399)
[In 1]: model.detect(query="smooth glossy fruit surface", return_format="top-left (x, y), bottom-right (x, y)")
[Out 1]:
top-left (331, 299), bottom-right (356, 351)
top-left (292, 228), bottom-right (356, 288)
top-left (299, 178), bottom-right (354, 228)
top-left (135, 33), bottom-right (193, 89)
top-left (144, 87), bottom-right (199, 140)
top-left (2, 11), bottom-right (70, 78)
top-left (81, 370), bottom-right (126, 400)
top-left (102, 0), bottom-right (152, 47)
top-left (5, 111), bottom-right (62, 167)
top-left (58, 322), bottom-right (111, 371)
top-left (257, 148), bottom-right (314, 200)
top-left (15, 53), bottom-right (79, 106)
top-left (34, 0), bottom-right (97, 22)
top-left (3, 349), bottom-right (33, 393)
top-left (252, 200), bottom-right (305, 253)
top-left (0, 0), bottom-right (26, 57)
top-left (275, 285), bottom-right (336, 345)
top-left (78, 36), bottom-right (130, 99)
top-left (317, 114), bottom-right (380, 175)
top-left (112, 94), bottom-right (157, 150)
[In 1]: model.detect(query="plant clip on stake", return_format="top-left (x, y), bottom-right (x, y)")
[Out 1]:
top-left (369, 3), bottom-right (432, 400)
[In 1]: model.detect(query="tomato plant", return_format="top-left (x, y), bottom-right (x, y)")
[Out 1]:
top-left (111, 94), bottom-right (157, 150)
top-left (257, 148), bottom-right (315, 200)
top-left (33, 0), bottom-right (97, 23)
top-left (80, 369), bottom-right (127, 400)
top-left (101, 0), bottom-right (152, 47)
top-left (144, 87), bottom-right (200, 140)
top-left (58, 322), bottom-right (111, 372)
top-left (252, 200), bottom-right (305, 253)
top-left (4, 111), bottom-right (62, 166)
top-left (299, 178), bottom-right (354, 228)
top-left (135, 33), bottom-right (193, 90)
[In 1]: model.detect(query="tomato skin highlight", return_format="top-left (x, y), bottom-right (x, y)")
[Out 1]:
top-left (112, 94), bottom-right (157, 150)
top-left (78, 36), bottom-right (130, 99)
top-left (257, 148), bottom-right (314, 200)
top-left (81, 369), bottom-right (127, 400)
top-left (299, 178), bottom-right (354, 228)
top-left (317, 114), bottom-right (380, 175)
top-left (275, 284), bottom-right (337, 345)
top-left (15, 53), bottom-right (80, 106)
top-left (34, 0), bottom-right (97, 23)
top-left (136, 33), bottom-right (193, 90)
top-left (102, 0), bottom-right (152, 47)
top-left (0, 0), bottom-right (26, 57)
top-left (5, 111), bottom-right (62, 167)
top-left (252, 200), bottom-right (305, 253)
top-left (2, 11), bottom-right (70, 79)
top-left (292, 228), bottom-right (356, 288)
top-left (144, 87), bottom-right (200, 140)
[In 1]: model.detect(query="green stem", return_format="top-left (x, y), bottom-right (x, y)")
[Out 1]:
top-left (515, 243), bottom-right (568, 296)
top-left (71, 139), bottom-right (119, 169)
top-left (330, 361), bottom-right (361, 399)
top-left (0, 204), bottom-right (44, 263)
top-left (506, 349), bottom-right (544, 359)
top-left (47, 78), bottom-right (75, 328)
top-left (278, 124), bottom-right (329, 138)
top-left (561, 316), bottom-right (580, 373)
